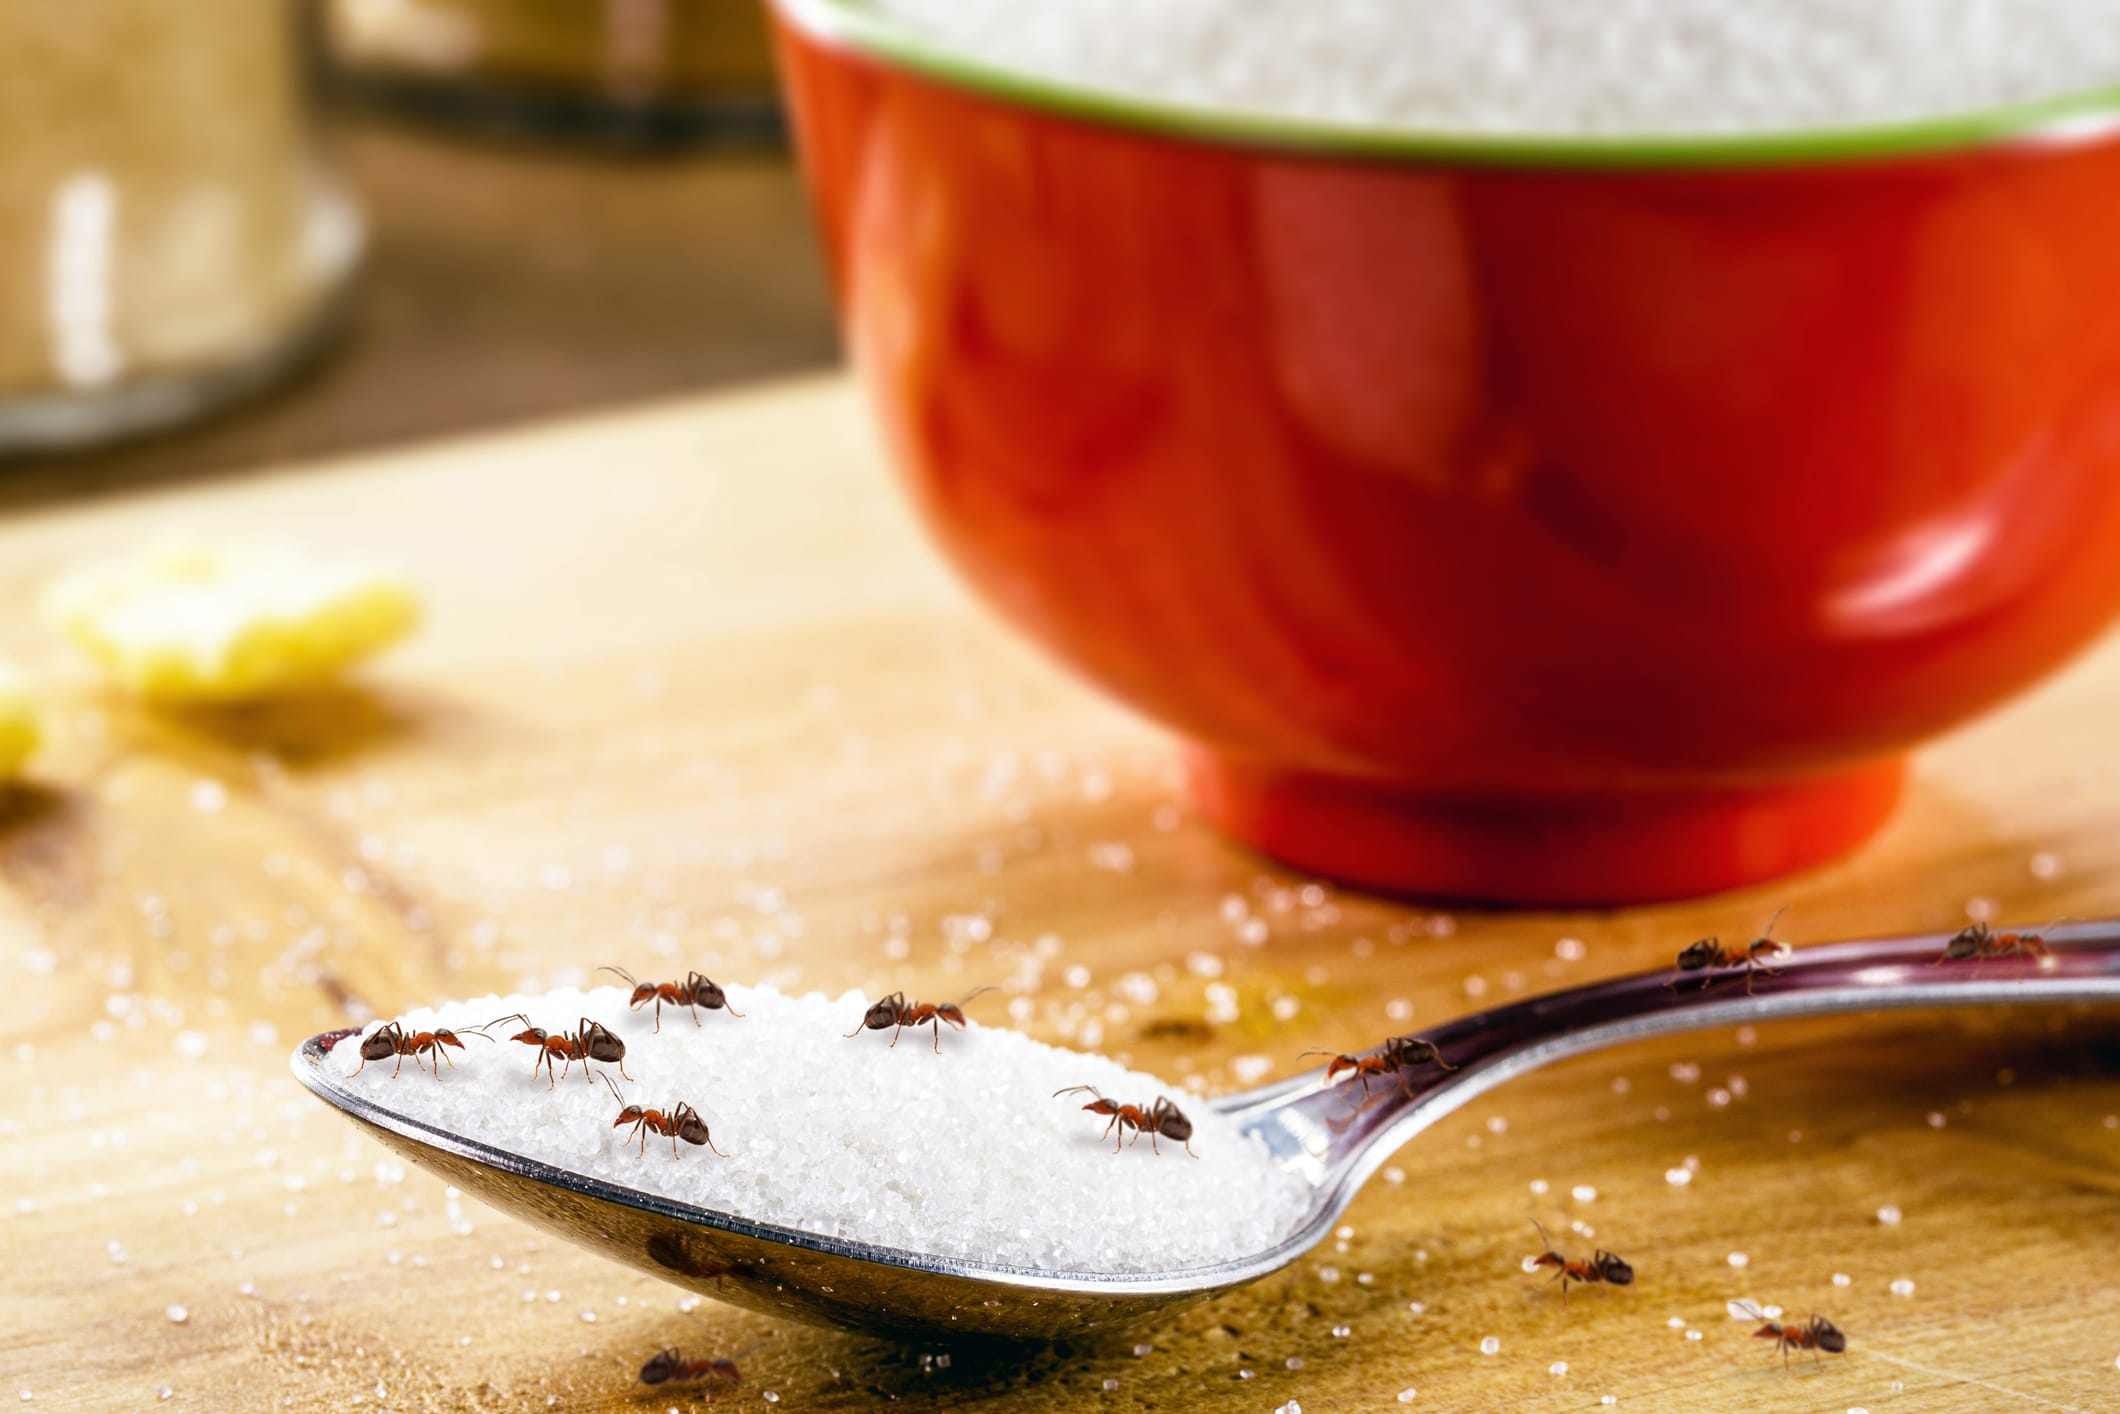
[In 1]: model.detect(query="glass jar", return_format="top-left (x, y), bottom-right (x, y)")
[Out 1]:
top-left (0, 1), bottom-right (362, 455)
top-left (321, 0), bottom-right (780, 145)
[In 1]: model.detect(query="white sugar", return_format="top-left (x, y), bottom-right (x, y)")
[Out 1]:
top-left (333, 985), bottom-right (1310, 1273)
top-left (864, 0), bottom-right (2120, 136)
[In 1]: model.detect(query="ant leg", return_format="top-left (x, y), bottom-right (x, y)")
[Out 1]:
top-left (932, 1021), bottom-right (942, 1055)
top-left (392, 1049), bottom-right (407, 1079)
top-left (653, 1001), bottom-right (663, 1035)
top-left (888, 1023), bottom-right (903, 1050)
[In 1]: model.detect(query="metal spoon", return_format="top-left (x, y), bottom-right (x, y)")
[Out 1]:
top-left (292, 921), bottom-right (2120, 1341)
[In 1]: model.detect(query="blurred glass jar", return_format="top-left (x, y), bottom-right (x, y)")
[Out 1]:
top-left (322, 0), bottom-right (780, 145)
top-left (0, 1), bottom-right (361, 455)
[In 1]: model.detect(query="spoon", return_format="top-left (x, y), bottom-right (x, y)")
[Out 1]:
top-left (292, 920), bottom-right (2120, 1341)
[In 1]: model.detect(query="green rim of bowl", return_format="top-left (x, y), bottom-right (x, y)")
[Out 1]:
top-left (773, 0), bottom-right (2120, 170)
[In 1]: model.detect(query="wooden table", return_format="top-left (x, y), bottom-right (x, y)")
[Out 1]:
top-left (2, 377), bottom-right (2116, 1412)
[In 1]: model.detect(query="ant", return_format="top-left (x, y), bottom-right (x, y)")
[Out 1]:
top-left (1730, 1301), bottom-right (1846, 1372)
top-left (350, 1020), bottom-right (489, 1080)
top-left (603, 1073), bottom-right (727, 1158)
top-left (1054, 1086), bottom-right (1198, 1157)
top-left (1934, 920), bottom-right (2053, 973)
top-left (599, 966), bottom-right (742, 1032)
top-left (1670, 909), bottom-right (1789, 993)
top-left (845, 986), bottom-right (995, 1053)
top-left (489, 1012), bottom-right (630, 1088)
top-left (1301, 1033), bottom-right (1457, 1107)
top-left (1525, 1219), bottom-right (1633, 1299)
top-left (638, 1347), bottom-right (741, 1389)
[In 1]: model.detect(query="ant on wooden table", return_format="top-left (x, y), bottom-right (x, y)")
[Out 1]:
top-left (1730, 1301), bottom-right (1847, 1372)
top-left (1525, 1219), bottom-right (1633, 1299)
top-left (638, 1347), bottom-right (741, 1389)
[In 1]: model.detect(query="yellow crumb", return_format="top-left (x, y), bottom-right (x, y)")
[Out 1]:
top-left (44, 540), bottom-right (421, 704)
top-left (0, 662), bottom-right (38, 781)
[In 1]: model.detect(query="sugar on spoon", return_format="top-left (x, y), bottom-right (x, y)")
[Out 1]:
top-left (293, 920), bottom-right (2120, 1341)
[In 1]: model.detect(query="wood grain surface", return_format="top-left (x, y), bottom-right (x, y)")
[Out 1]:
top-left (1, 377), bottom-right (2116, 1413)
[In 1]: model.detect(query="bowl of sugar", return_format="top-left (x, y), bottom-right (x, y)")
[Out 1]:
top-left (769, 0), bottom-right (2120, 904)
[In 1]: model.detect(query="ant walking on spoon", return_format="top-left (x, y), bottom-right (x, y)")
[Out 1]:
top-left (846, 986), bottom-right (995, 1053)
top-left (350, 1019), bottom-right (491, 1081)
top-left (1054, 1086), bottom-right (1198, 1157)
top-left (601, 966), bottom-right (742, 1031)
top-left (490, 1012), bottom-right (631, 1088)
top-left (1669, 909), bottom-right (1792, 994)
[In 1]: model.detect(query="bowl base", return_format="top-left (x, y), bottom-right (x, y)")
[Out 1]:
top-left (1183, 752), bottom-right (1905, 906)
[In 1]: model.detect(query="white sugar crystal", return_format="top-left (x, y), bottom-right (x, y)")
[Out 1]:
top-left (332, 984), bottom-right (1310, 1273)
top-left (865, 0), bottom-right (2120, 136)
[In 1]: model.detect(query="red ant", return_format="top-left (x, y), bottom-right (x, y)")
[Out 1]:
top-left (350, 1020), bottom-right (489, 1080)
top-left (845, 986), bottom-right (995, 1053)
top-left (603, 1073), bottom-right (727, 1158)
top-left (1934, 920), bottom-right (2053, 973)
top-left (599, 966), bottom-right (741, 1032)
top-left (638, 1347), bottom-right (740, 1389)
top-left (1730, 1301), bottom-right (1847, 1372)
top-left (1301, 1033), bottom-right (1457, 1107)
top-left (490, 1012), bottom-right (630, 1088)
top-left (1525, 1219), bottom-right (1633, 1299)
top-left (1670, 909), bottom-right (1789, 993)
top-left (1055, 1086), bottom-right (1197, 1157)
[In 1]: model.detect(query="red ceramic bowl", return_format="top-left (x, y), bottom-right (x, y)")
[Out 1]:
top-left (771, 0), bottom-right (2120, 905)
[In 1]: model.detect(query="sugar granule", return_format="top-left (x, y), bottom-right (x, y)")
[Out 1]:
top-left (333, 984), bottom-right (1311, 1273)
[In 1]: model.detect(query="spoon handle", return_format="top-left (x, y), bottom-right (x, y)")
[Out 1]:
top-left (1222, 920), bottom-right (2120, 1197)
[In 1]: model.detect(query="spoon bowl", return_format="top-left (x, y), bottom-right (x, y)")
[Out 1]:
top-left (292, 922), bottom-right (2120, 1341)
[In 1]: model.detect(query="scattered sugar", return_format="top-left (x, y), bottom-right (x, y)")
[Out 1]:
top-left (331, 984), bottom-right (1310, 1273)
top-left (867, 0), bottom-right (2120, 136)
top-left (1479, 1336), bottom-right (1500, 1355)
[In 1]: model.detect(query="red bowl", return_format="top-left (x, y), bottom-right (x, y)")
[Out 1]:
top-left (771, 0), bottom-right (2120, 904)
